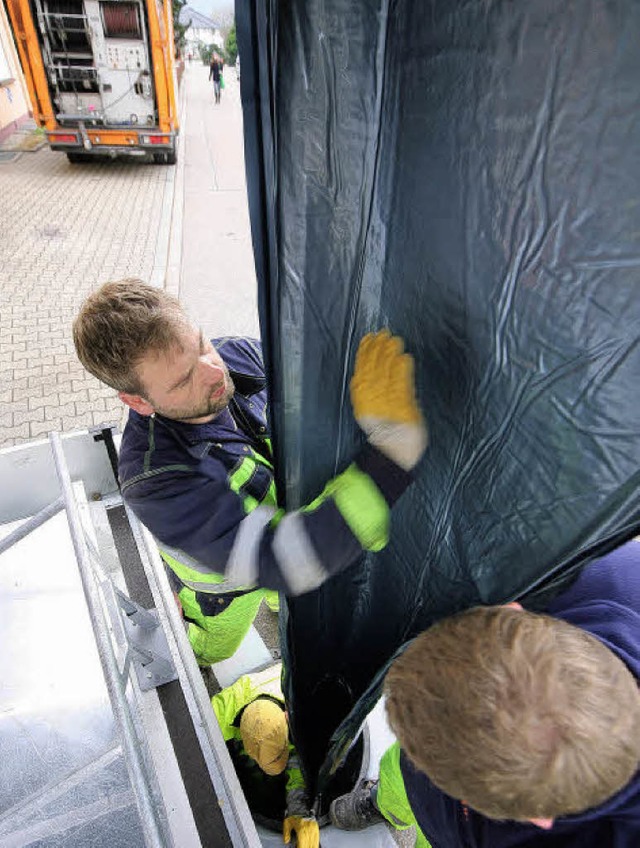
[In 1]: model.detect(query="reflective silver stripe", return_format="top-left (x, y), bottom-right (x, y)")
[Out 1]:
top-left (273, 513), bottom-right (328, 595)
top-left (180, 577), bottom-right (258, 594)
top-left (158, 542), bottom-right (256, 595)
top-left (226, 505), bottom-right (276, 588)
top-left (159, 541), bottom-right (227, 577)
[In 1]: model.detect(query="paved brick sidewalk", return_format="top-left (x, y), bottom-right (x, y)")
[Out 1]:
top-left (171, 62), bottom-right (260, 340)
top-left (0, 146), bottom-right (172, 447)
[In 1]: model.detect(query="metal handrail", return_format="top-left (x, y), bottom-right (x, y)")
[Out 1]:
top-left (0, 497), bottom-right (64, 556)
top-left (49, 431), bottom-right (171, 848)
top-left (124, 502), bottom-right (263, 848)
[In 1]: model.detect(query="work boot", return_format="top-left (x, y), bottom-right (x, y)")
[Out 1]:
top-left (330, 780), bottom-right (385, 830)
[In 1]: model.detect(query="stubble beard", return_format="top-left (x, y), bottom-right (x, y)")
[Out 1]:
top-left (201, 378), bottom-right (235, 419)
top-left (155, 371), bottom-right (236, 423)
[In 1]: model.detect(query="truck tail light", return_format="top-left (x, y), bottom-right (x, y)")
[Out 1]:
top-left (48, 133), bottom-right (79, 144)
top-left (141, 134), bottom-right (170, 145)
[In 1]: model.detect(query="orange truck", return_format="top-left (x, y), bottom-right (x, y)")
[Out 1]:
top-left (6, 0), bottom-right (179, 163)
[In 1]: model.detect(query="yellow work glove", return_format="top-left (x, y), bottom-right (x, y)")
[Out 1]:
top-left (283, 815), bottom-right (320, 848)
top-left (350, 329), bottom-right (427, 471)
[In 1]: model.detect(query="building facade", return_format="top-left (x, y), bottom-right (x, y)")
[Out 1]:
top-left (0, 0), bottom-right (31, 143)
top-left (179, 6), bottom-right (224, 58)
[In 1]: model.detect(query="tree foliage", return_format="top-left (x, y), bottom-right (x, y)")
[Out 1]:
top-left (225, 22), bottom-right (237, 65)
top-left (172, 0), bottom-right (191, 53)
top-left (199, 43), bottom-right (215, 65)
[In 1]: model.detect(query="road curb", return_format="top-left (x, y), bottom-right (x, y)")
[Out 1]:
top-left (150, 74), bottom-right (187, 292)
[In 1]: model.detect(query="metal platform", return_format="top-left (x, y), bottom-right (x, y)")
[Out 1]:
top-left (0, 428), bottom-right (400, 848)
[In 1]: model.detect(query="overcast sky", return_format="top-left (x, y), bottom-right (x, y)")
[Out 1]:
top-left (187, 0), bottom-right (234, 23)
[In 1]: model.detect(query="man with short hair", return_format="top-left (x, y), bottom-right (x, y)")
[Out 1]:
top-left (331, 540), bottom-right (640, 847)
top-left (73, 279), bottom-right (427, 667)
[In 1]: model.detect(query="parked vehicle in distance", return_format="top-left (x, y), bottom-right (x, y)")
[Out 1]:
top-left (6, 0), bottom-right (179, 164)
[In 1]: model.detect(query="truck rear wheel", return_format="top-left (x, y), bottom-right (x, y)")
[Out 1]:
top-left (66, 152), bottom-right (91, 163)
top-left (153, 148), bottom-right (177, 165)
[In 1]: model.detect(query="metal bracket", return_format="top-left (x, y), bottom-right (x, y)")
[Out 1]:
top-left (115, 587), bottom-right (178, 691)
top-left (91, 425), bottom-right (120, 492)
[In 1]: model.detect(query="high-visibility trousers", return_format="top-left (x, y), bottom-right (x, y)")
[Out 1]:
top-left (376, 742), bottom-right (432, 848)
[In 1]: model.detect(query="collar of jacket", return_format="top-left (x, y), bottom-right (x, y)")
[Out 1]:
top-left (150, 369), bottom-right (267, 459)
top-left (227, 365), bottom-right (266, 397)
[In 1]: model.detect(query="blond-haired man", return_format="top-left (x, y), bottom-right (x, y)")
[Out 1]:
top-left (331, 540), bottom-right (640, 847)
top-left (73, 280), bottom-right (427, 669)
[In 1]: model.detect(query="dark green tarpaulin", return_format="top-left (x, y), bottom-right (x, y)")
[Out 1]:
top-left (237, 0), bottom-right (640, 803)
